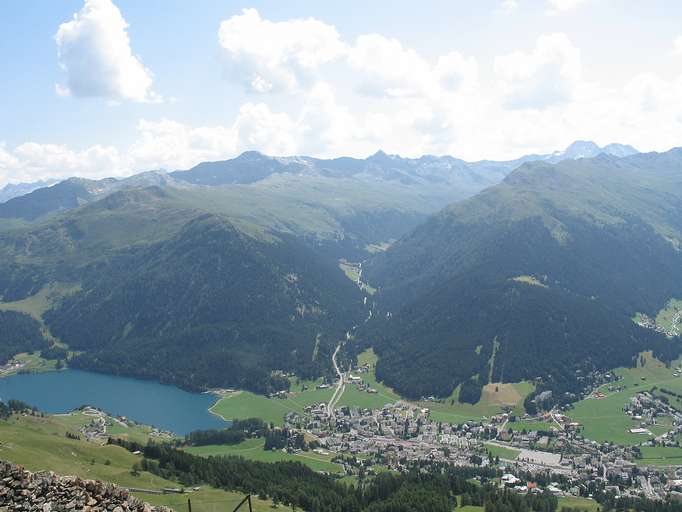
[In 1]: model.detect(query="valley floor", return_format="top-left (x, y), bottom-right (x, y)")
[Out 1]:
top-left (211, 348), bottom-right (534, 428)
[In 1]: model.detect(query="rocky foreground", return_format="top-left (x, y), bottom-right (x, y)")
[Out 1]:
top-left (0, 462), bottom-right (172, 512)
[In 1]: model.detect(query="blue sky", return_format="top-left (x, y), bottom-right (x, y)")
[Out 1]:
top-left (1, 0), bottom-right (682, 185)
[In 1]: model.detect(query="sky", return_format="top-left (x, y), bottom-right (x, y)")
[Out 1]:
top-left (1, 0), bottom-right (682, 185)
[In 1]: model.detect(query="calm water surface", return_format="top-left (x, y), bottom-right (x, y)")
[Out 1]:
top-left (0, 369), bottom-right (227, 435)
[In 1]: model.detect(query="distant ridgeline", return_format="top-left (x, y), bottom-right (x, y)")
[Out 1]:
top-left (362, 149), bottom-right (682, 407)
top-left (3, 143), bottom-right (682, 408)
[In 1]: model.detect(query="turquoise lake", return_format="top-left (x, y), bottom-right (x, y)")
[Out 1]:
top-left (0, 370), bottom-right (228, 435)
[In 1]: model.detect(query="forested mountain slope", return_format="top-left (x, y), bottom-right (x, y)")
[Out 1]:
top-left (0, 187), bottom-right (362, 392)
top-left (363, 149), bottom-right (682, 403)
top-left (48, 215), bottom-right (362, 392)
top-left (0, 142), bottom-right (653, 398)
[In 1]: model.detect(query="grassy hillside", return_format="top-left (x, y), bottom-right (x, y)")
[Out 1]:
top-left (211, 380), bottom-right (335, 427)
top-left (423, 382), bottom-right (534, 424)
top-left (0, 414), bottom-right (272, 511)
top-left (185, 437), bottom-right (341, 473)
top-left (569, 352), bottom-right (682, 446)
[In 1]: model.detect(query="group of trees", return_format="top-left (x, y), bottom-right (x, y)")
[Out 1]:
top-left (263, 427), bottom-right (310, 451)
top-left (111, 438), bottom-right (581, 512)
top-left (483, 489), bottom-right (557, 512)
top-left (0, 399), bottom-right (37, 419)
top-left (39, 345), bottom-right (69, 361)
top-left (181, 420), bottom-right (318, 455)
top-left (458, 376), bottom-right (485, 404)
top-left (0, 311), bottom-right (47, 365)
top-left (184, 418), bottom-right (267, 447)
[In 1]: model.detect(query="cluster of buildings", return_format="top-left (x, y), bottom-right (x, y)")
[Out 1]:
top-left (277, 382), bottom-right (682, 503)
top-left (75, 406), bottom-right (172, 444)
top-left (624, 391), bottom-right (682, 436)
top-left (634, 311), bottom-right (682, 338)
top-left (0, 358), bottom-right (26, 376)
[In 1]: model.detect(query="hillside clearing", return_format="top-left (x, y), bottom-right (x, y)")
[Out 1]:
top-left (210, 381), bottom-right (334, 426)
top-left (422, 381), bottom-right (534, 424)
top-left (185, 437), bottom-right (341, 473)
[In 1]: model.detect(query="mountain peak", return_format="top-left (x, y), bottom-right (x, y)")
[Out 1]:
top-left (562, 140), bottom-right (601, 158)
top-left (369, 149), bottom-right (388, 158)
top-left (602, 143), bottom-right (638, 157)
top-left (235, 150), bottom-right (269, 161)
top-left (549, 140), bottom-right (639, 162)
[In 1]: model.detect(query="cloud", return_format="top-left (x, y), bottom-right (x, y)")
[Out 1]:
top-left (55, 0), bottom-right (160, 102)
top-left (674, 35), bottom-right (682, 55)
top-left (348, 34), bottom-right (432, 97)
top-left (547, 0), bottom-right (587, 14)
top-left (233, 103), bottom-right (299, 154)
top-left (500, 0), bottom-right (519, 11)
top-left (6, 9), bottom-right (682, 186)
top-left (218, 8), bottom-right (346, 93)
top-left (0, 142), bottom-right (124, 185)
top-left (347, 34), bottom-right (477, 99)
top-left (494, 33), bottom-right (581, 109)
top-left (128, 119), bottom-right (237, 170)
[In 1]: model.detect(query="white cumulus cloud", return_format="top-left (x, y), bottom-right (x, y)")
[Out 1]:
top-left (347, 34), bottom-right (477, 99)
top-left (6, 8), bottom-right (682, 186)
top-left (233, 103), bottom-right (299, 155)
top-left (494, 33), bottom-right (581, 109)
top-left (128, 119), bottom-right (237, 171)
top-left (55, 0), bottom-right (160, 103)
top-left (0, 142), bottom-right (125, 185)
top-left (218, 8), bottom-right (346, 93)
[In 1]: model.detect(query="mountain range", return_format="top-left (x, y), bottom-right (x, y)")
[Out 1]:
top-left (4, 139), bottom-right (680, 407)
top-left (0, 140), bottom-right (637, 223)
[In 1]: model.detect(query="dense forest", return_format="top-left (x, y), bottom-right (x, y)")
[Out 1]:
top-left (44, 215), bottom-right (363, 393)
top-left (363, 151), bottom-right (682, 402)
top-left (0, 311), bottom-right (47, 364)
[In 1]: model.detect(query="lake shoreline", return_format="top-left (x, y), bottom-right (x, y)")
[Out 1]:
top-left (0, 369), bottom-right (228, 435)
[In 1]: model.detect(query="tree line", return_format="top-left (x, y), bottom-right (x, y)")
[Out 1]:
top-left (111, 438), bottom-right (567, 512)
top-left (0, 311), bottom-right (47, 364)
top-left (184, 418), bottom-right (267, 447)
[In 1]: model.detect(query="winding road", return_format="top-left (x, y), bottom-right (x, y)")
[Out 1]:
top-left (327, 342), bottom-right (346, 419)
